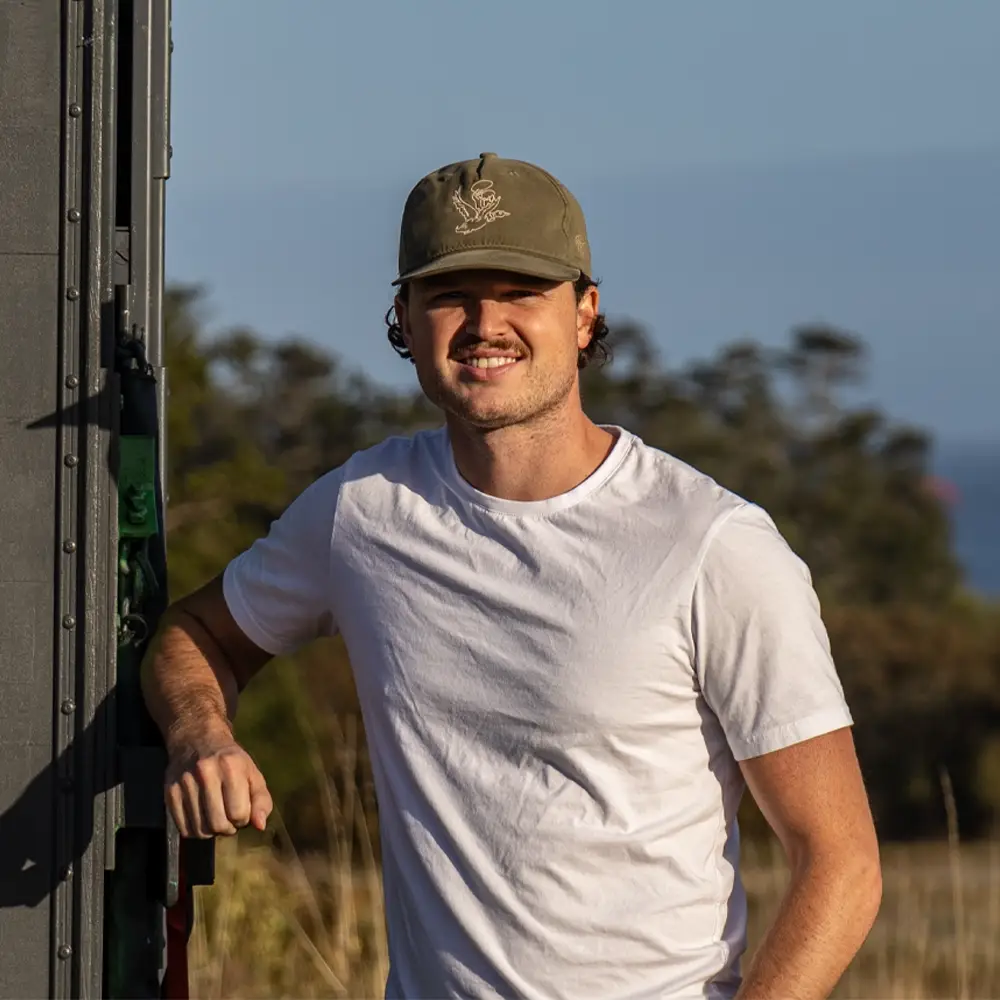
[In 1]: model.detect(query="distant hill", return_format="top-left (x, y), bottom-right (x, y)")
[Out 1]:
top-left (934, 442), bottom-right (1000, 596)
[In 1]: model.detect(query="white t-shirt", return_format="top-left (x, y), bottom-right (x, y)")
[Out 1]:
top-left (223, 425), bottom-right (852, 1000)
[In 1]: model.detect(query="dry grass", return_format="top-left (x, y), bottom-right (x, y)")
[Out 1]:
top-left (189, 715), bottom-right (388, 999)
top-left (188, 718), bottom-right (1000, 999)
top-left (742, 837), bottom-right (1000, 999)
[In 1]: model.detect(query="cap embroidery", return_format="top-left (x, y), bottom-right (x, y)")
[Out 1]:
top-left (452, 180), bottom-right (510, 234)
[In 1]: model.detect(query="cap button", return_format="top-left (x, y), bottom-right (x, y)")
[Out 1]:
top-left (479, 152), bottom-right (497, 159)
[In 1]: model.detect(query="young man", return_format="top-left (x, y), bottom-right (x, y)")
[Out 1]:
top-left (142, 153), bottom-right (881, 999)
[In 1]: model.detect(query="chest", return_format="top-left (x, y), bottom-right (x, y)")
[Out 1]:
top-left (331, 499), bottom-right (702, 744)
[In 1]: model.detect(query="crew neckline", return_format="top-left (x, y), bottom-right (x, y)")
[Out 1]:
top-left (439, 424), bottom-right (634, 517)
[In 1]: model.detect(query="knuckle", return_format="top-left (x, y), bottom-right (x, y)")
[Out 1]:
top-left (217, 752), bottom-right (244, 776)
top-left (180, 771), bottom-right (201, 797)
top-left (193, 757), bottom-right (217, 781)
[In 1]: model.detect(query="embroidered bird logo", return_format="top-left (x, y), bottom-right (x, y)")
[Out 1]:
top-left (452, 180), bottom-right (511, 234)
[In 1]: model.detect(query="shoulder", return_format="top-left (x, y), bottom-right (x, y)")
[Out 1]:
top-left (614, 431), bottom-right (808, 582)
top-left (339, 425), bottom-right (447, 483)
top-left (268, 428), bottom-right (446, 529)
top-left (615, 430), bottom-right (751, 538)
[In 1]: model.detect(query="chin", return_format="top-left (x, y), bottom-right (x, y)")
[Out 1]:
top-left (449, 392), bottom-right (569, 432)
top-left (449, 402), bottom-right (525, 430)
top-left (422, 370), bottom-right (575, 431)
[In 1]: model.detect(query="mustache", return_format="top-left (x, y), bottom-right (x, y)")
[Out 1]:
top-left (449, 336), bottom-right (527, 360)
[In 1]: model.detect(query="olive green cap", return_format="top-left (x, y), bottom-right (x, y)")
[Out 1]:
top-left (393, 152), bottom-right (592, 286)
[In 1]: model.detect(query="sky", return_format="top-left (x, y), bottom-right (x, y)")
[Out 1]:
top-left (165, 0), bottom-right (1000, 448)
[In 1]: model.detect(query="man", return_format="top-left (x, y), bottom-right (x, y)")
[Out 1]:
top-left (141, 152), bottom-right (881, 999)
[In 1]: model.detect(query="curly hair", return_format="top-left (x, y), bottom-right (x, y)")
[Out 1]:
top-left (385, 275), bottom-right (611, 370)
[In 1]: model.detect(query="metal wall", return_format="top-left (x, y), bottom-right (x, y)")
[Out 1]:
top-left (0, 1), bottom-right (72, 995)
top-left (0, 2), bottom-right (117, 995)
top-left (0, 2), bottom-right (184, 994)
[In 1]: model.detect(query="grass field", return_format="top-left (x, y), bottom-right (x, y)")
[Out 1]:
top-left (187, 718), bottom-right (1000, 998)
top-left (188, 835), bottom-right (1000, 999)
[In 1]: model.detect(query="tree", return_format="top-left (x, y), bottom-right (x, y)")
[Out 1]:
top-left (162, 285), bottom-right (999, 843)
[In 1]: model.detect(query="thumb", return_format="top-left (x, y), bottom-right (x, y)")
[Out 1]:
top-left (247, 766), bottom-right (273, 831)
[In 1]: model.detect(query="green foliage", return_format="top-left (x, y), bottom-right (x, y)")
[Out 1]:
top-left (580, 322), bottom-right (960, 606)
top-left (163, 284), bottom-right (1000, 845)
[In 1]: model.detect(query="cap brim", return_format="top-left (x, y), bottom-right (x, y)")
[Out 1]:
top-left (393, 248), bottom-right (580, 286)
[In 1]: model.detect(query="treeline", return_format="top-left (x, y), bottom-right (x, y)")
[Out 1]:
top-left (163, 285), bottom-right (1000, 845)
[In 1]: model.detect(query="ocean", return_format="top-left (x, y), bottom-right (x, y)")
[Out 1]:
top-left (934, 443), bottom-right (1000, 598)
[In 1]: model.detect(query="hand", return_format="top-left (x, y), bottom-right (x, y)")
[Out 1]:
top-left (165, 734), bottom-right (274, 838)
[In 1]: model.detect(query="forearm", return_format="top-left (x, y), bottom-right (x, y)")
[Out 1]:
top-left (736, 852), bottom-right (881, 1000)
top-left (140, 607), bottom-right (241, 752)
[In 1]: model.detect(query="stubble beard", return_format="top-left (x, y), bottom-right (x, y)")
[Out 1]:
top-left (420, 358), bottom-right (579, 433)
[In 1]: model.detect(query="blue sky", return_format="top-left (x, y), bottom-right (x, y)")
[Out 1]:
top-left (166, 1), bottom-right (1000, 447)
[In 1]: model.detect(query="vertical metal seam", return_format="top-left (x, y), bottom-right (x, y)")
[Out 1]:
top-left (78, 1), bottom-right (115, 995)
top-left (53, 0), bottom-right (85, 995)
top-left (130, 0), bottom-right (152, 351)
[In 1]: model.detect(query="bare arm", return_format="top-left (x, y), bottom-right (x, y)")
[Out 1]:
top-left (735, 727), bottom-right (882, 1000)
top-left (140, 573), bottom-right (275, 837)
top-left (140, 573), bottom-right (270, 747)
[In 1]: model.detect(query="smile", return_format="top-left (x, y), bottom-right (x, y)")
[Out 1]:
top-left (453, 354), bottom-right (523, 380)
top-left (465, 357), bottom-right (519, 369)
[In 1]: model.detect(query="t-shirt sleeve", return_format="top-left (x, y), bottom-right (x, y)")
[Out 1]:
top-left (221, 468), bottom-right (343, 657)
top-left (692, 502), bottom-right (853, 761)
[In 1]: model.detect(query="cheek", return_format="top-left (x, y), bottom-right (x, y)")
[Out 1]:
top-left (408, 316), bottom-right (456, 373)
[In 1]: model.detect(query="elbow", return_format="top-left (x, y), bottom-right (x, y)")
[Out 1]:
top-left (860, 849), bottom-right (883, 927)
top-left (791, 836), bottom-right (883, 932)
top-left (829, 843), bottom-right (884, 934)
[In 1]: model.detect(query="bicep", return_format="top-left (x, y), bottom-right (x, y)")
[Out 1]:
top-left (739, 727), bottom-right (878, 868)
top-left (172, 573), bottom-right (273, 692)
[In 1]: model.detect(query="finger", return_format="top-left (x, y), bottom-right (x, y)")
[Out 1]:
top-left (194, 760), bottom-right (237, 836)
top-left (247, 766), bottom-right (274, 831)
top-left (219, 755), bottom-right (252, 829)
top-left (181, 770), bottom-right (209, 838)
top-left (166, 782), bottom-right (189, 838)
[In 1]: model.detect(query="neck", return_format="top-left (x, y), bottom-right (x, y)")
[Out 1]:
top-left (447, 401), bottom-right (616, 502)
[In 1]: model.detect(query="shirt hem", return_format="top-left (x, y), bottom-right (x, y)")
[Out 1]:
top-left (221, 558), bottom-right (294, 657)
top-left (730, 705), bottom-right (855, 761)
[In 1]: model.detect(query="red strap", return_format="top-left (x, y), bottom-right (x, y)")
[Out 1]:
top-left (162, 851), bottom-right (191, 999)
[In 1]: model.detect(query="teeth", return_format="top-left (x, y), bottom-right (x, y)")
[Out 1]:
top-left (467, 357), bottom-right (518, 369)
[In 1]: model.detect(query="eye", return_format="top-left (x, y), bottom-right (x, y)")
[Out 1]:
top-left (430, 290), bottom-right (465, 305)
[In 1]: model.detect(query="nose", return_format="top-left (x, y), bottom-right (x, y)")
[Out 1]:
top-left (465, 297), bottom-right (507, 340)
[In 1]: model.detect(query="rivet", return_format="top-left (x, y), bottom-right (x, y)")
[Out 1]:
top-left (66, 287), bottom-right (79, 301)
top-left (64, 454), bottom-right (78, 467)
top-left (65, 374), bottom-right (79, 389)
top-left (57, 944), bottom-right (72, 960)
top-left (63, 539), bottom-right (77, 554)
top-left (62, 615), bottom-right (76, 630)
top-left (68, 104), bottom-right (82, 118)
top-left (60, 864), bottom-right (73, 881)
top-left (61, 699), bottom-right (76, 715)
top-left (68, 208), bottom-right (81, 223)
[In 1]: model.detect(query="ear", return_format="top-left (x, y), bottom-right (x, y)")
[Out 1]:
top-left (394, 293), bottom-right (414, 354)
top-left (576, 283), bottom-right (599, 351)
